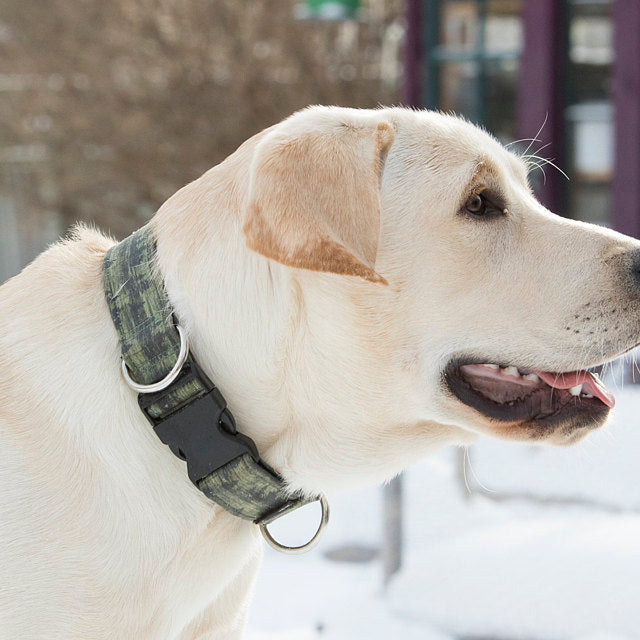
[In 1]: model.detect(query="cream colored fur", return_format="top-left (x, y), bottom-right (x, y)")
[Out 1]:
top-left (1, 106), bottom-right (639, 638)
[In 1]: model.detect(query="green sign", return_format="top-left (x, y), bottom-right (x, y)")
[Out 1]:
top-left (296, 0), bottom-right (360, 20)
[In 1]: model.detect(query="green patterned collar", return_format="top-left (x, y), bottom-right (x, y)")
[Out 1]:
top-left (102, 225), bottom-right (328, 553)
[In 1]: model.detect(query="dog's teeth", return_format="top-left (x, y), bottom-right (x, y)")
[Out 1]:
top-left (523, 373), bottom-right (539, 382)
top-left (569, 384), bottom-right (583, 396)
top-left (583, 393), bottom-right (594, 398)
top-left (503, 366), bottom-right (520, 377)
top-left (483, 363), bottom-right (499, 369)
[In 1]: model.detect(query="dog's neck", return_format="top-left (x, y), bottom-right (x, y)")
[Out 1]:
top-left (150, 137), bottom-right (464, 495)
top-left (152, 167), bottom-right (289, 448)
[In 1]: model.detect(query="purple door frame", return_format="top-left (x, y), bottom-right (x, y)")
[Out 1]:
top-left (517, 0), bottom-right (567, 214)
top-left (612, 1), bottom-right (640, 238)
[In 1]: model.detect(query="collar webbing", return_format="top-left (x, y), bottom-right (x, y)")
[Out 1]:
top-left (102, 225), bottom-right (311, 524)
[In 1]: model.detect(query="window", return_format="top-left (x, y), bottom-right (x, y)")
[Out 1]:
top-left (423, 0), bottom-right (522, 143)
top-left (565, 0), bottom-right (613, 226)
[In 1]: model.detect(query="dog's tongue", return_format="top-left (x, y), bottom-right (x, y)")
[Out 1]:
top-left (534, 370), bottom-right (615, 408)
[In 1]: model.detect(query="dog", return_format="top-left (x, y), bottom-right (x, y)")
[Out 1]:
top-left (1, 106), bottom-right (638, 639)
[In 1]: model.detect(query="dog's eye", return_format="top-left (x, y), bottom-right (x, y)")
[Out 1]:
top-left (465, 194), bottom-right (485, 215)
top-left (463, 191), bottom-right (505, 219)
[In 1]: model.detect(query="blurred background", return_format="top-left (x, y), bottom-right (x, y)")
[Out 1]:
top-left (2, 0), bottom-right (639, 282)
top-left (2, 1), bottom-right (640, 639)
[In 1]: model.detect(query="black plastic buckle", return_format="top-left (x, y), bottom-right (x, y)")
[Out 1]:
top-left (138, 359), bottom-right (260, 485)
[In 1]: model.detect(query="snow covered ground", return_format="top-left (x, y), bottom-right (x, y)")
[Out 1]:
top-left (247, 381), bottom-right (640, 640)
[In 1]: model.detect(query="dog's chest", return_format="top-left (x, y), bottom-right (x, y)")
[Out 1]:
top-left (142, 517), bottom-right (260, 638)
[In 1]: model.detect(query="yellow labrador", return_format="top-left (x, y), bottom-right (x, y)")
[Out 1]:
top-left (0, 106), bottom-right (637, 639)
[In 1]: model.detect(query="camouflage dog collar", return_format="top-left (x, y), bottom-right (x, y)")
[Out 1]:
top-left (102, 225), bottom-right (328, 553)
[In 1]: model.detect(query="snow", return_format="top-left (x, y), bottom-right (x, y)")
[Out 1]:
top-left (247, 383), bottom-right (640, 639)
top-left (391, 511), bottom-right (640, 638)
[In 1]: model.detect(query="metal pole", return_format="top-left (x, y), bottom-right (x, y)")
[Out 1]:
top-left (382, 476), bottom-right (404, 586)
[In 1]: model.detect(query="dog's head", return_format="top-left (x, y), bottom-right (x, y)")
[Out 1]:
top-left (234, 106), bottom-right (640, 491)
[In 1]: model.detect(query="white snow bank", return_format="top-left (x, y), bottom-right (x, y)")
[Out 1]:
top-left (248, 551), bottom-right (452, 640)
top-left (390, 509), bottom-right (640, 639)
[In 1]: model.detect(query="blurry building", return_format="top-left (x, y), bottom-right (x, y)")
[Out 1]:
top-left (0, 0), bottom-right (404, 283)
top-left (2, 0), bottom-right (638, 285)
top-left (408, 0), bottom-right (640, 235)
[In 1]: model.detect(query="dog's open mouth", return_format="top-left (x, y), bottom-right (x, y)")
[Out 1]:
top-left (445, 360), bottom-right (615, 424)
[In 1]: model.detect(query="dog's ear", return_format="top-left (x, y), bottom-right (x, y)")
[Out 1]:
top-left (243, 111), bottom-right (395, 284)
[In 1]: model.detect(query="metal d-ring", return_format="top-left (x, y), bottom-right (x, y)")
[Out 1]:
top-left (121, 325), bottom-right (190, 394)
top-left (259, 495), bottom-right (330, 555)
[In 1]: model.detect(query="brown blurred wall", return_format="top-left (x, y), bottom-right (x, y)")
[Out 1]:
top-left (0, 0), bottom-right (404, 280)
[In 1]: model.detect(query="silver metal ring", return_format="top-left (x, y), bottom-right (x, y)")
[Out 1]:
top-left (259, 495), bottom-right (330, 555)
top-left (121, 325), bottom-right (190, 394)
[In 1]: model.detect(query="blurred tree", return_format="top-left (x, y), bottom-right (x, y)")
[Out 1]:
top-left (0, 0), bottom-right (404, 247)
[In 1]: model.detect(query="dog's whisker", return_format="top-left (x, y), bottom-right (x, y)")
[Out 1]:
top-left (525, 154), bottom-right (570, 182)
top-left (505, 136), bottom-right (542, 149)
top-left (531, 141), bottom-right (552, 157)
top-left (462, 447), bottom-right (472, 495)
top-left (466, 448), bottom-right (497, 494)
top-left (522, 113), bottom-right (548, 158)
